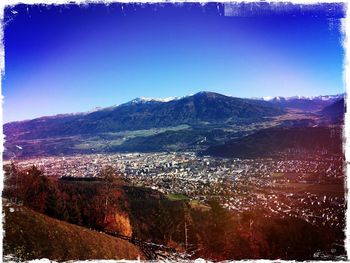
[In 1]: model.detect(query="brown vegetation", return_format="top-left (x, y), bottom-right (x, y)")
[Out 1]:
top-left (3, 164), bottom-right (345, 260)
top-left (3, 204), bottom-right (144, 261)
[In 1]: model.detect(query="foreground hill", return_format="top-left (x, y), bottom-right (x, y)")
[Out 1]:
top-left (3, 204), bottom-right (144, 261)
top-left (3, 164), bottom-right (345, 261)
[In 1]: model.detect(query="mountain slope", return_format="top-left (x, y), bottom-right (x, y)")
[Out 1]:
top-left (204, 126), bottom-right (343, 158)
top-left (3, 204), bottom-right (144, 261)
top-left (4, 91), bottom-right (284, 141)
top-left (320, 98), bottom-right (345, 124)
top-left (4, 92), bottom-right (343, 159)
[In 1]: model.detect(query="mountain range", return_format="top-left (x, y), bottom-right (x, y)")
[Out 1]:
top-left (265, 94), bottom-right (343, 111)
top-left (5, 92), bottom-right (284, 139)
top-left (4, 91), bottom-right (345, 159)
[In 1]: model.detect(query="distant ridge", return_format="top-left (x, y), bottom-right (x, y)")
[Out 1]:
top-left (256, 94), bottom-right (344, 102)
top-left (258, 94), bottom-right (344, 111)
top-left (204, 126), bottom-right (343, 158)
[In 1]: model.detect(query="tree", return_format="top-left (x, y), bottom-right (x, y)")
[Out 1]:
top-left (98, 166), bottom-right (123, 225)
top-left (3, 162), bottom-right (21, 203)
top-left (67, 196), bottom-right (83, 225)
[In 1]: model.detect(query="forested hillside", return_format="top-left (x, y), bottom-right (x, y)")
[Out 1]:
top-left (3, 164), bottom-right (344, 261)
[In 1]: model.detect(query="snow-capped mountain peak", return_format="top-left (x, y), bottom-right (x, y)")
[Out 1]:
top-left (131, 96), bottom-right (177, 103)
top-left (258, 94), bottom-right (344, 102)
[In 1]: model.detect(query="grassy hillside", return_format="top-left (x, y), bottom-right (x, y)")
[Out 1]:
top-left (3, 204), bottom-right (144, 261)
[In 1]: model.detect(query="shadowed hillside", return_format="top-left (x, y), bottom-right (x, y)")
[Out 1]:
top-left (3, 204), bottom-right (144, 261)
top-left (3, 164), bottom-right (345, 261)
top-left (204, 126), bottom-right (343, 158)
top-left (320, 98), bottom-right (345, 124)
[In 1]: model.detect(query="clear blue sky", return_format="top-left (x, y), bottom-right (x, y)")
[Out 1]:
top-left (3, 3), bottom-right (345, 122)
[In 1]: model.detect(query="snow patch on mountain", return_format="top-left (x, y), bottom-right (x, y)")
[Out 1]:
top-left (257, 94), bottom-right (344, 101)
top-left (69, 92), bottom-right (345, 116)
top-left (131, 96), bottom-right (178, 103)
